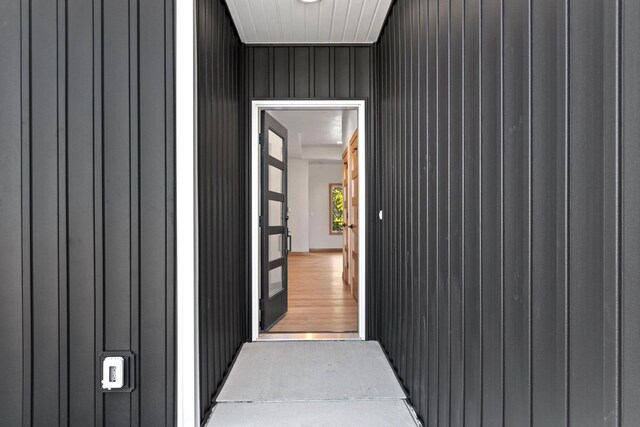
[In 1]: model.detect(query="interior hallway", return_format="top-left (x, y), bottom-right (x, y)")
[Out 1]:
top-left (206, 341), bottom-right (418, 426)
top-left (269, 252), bottom-right (357, 333)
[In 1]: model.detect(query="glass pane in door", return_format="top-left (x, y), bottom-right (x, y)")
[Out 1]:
top-left (269, 234), bottom-right (283, 261)
top-left (268, 130), bottom-right (283, 161)
top-left (268, 165), bottom-right (283, 193)
top-left (269, 266), bottom-right (283, 297)
top-left (269, 200), bottom-right (282, 226)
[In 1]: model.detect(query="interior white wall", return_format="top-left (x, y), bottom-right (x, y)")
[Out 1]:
top-left (287, 159), bottom-right (310, 252)
top-left (342, 109), bottom-right (358, 148)
top-left (309, 163), bottom-right (343, 250)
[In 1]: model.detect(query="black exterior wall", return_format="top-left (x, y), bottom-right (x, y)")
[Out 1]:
top-left (0, 0), bottom-right (175, 425)
top-left (2, 0), bottom-right (639, 425)
top-left (196, 0), bottom-right (248, 420)
top-left (370, 0), bottom-right (640, 426)
top-left (196, 42), bottom-right (373, 421)
top-left (243, 44), bottom-right (377, 338)
top-left (244, 45), bottom-right (371, 100)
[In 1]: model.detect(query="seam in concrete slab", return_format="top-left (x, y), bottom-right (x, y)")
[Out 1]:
top-left (206, 400), bottom-right (422, 427)
top-left (216, 397), bottom-right (410, 404)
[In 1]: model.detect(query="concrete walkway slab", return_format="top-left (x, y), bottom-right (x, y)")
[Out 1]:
top-left (208, 341), bottom-right (417, 426)
top-left (207, 400), bottom-right (418, 426)
top-left (216, 341), bottom-right (406, 402)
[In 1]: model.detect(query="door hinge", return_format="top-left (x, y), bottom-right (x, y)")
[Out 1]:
top-left (259, 133), bottom-right (263, 146)
top-left (259, 216), bottom-right (263, 227)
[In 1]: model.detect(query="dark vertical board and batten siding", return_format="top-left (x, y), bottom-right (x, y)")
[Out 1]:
top-left (196, 0), bottom-right (248, 421)
top-left (371, 0), bottom-right (639, 426)
top-left (3, 0), bottom-right (640, 425)
top-left (245, 45), bottom-right (371, 100)
top-left (0, 0), bottom-right (175, 425)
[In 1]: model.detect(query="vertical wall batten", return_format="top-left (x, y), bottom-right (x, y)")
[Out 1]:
top-left (21, 0), bottom-right (34, 421)
top-left (428, 1), bottom-right (438, 423)
top-left (93, 0), bottom-right (105, 423)
top-left (129, 0), bottom-right (141, 423)
top-left (57, 0), bottom-right (69, 424)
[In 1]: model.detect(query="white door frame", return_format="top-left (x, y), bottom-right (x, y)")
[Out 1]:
top-left (251, 100), bottom-right (367, 341)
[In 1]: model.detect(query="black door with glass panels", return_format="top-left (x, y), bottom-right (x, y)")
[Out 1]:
top-left (260, 111), bottom-right (289, 330)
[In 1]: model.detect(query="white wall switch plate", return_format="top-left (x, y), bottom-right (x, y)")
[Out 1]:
top-left (102, 356), bottom-right (125, 390)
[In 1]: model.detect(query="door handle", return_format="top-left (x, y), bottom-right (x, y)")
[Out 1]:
top-left (348, 224), bottom-right (355, 229)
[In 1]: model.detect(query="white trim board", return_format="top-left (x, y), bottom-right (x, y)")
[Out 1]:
top-left (251, 100), bottom-right (367, 342)
top-left (176, 0), bottom-right (199, 425)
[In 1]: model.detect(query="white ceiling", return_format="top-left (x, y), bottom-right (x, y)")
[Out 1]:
top-left (225, 0), bottom-right (393, 44)
top-left (270, 110), bottom-right (343, 147)
top-left (268, 109), bottom-right (351, 161)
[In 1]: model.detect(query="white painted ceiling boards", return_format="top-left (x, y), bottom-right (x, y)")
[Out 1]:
top-left (225, 0), bottom-right (393, 44)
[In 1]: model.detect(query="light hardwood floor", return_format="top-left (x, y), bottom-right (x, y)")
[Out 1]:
top-left (269, 252), bottom-right (358, 333)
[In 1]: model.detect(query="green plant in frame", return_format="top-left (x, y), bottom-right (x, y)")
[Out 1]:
top-left (330, 184), bottom-right (344, 234)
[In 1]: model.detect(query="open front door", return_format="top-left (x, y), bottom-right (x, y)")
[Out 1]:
top-left (348, 130), bottom-right (359, 300)
top-left (342, 149), bottom-right (349, 286)
top-left (260, 111), bottom-right (289, 330)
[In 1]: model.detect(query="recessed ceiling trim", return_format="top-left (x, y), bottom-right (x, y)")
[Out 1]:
top-left (225, 0), bottom-right (393, 44)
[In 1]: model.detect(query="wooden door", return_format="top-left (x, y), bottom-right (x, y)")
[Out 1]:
top-left (348, 130), bottom-right (358, 300)
top-left (342, 149), bottom-right (350, 287)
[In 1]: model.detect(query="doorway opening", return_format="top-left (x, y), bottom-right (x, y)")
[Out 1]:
top-left (251, 100), bottom-right (366, 341)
